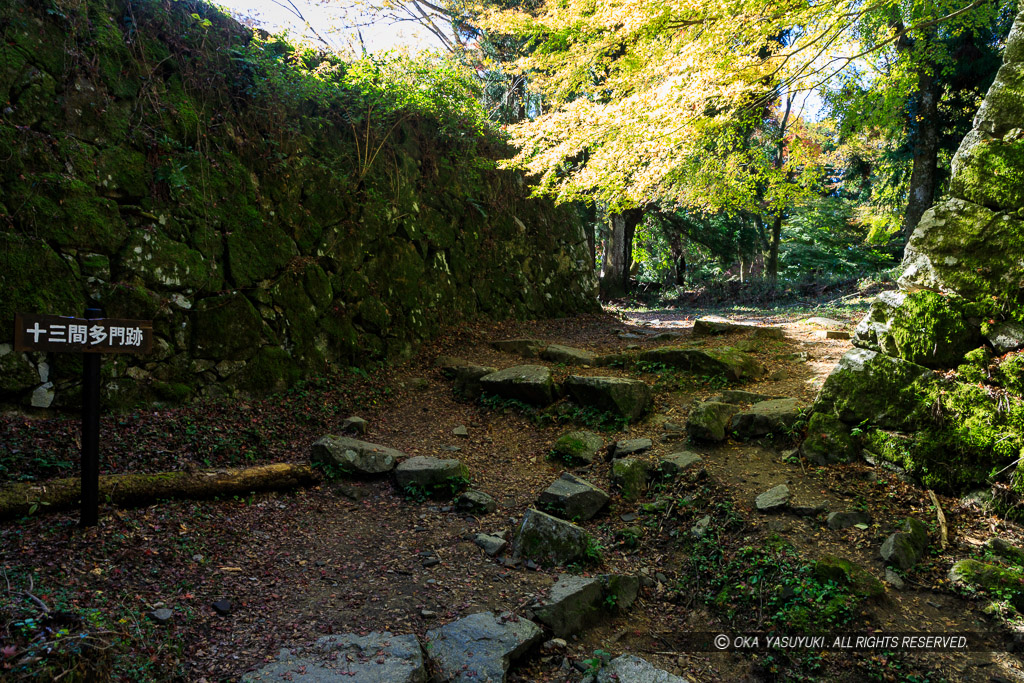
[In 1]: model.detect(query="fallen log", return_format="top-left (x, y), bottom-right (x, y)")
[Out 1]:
top-left (0, 463), bottom-right (319, 521)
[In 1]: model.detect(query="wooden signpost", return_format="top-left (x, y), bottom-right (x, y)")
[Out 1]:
top-left (14, 310), bottom-right (153, 527)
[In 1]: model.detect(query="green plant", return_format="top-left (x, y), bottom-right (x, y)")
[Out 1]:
top-left (582, 649), bottom-right (612, 676)
top-left (584, 537), bottom-right (604, 565)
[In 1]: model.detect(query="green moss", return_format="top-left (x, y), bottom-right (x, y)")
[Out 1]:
top-left (231, 347), bottom-right (301, 395)
top-left (15, 176), bottom-right (128, 252)
top-left (813, 555), bottom-right (885, 599)
top-left (96, 146), bottom-right (149, 198)
top-left (801, 412), bottom-right (857, 465)
top-left (611, 459), bottom-right (649, 502)
top-left (226, 214), bottom-right (298, 288)
top-left (952, 136), bottom-right (1024, 211)
top-left (121, 229), bottom-right (218, 291)
top-left (153, 381), bottom-right (194, 403)
top-left (949, 559), bottom-right (1024, 611)
top-left (888, 291), bottom-right (979, 368)
top-left (0, 234), bottom-right (81, 344)
top-left (193, 294), bottom-right (267, 361)
top-left (998, 353), bottom-right (1024, 394)
top-left (957, 347), bottom-right (994, 385)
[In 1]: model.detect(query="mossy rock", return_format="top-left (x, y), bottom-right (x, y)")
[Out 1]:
top-left (0, 234), bottom-right (82, 344)
top-left (193, 294), bottom-right (267, 361)
top-left (0, 344), bottom-right (39, 397)
top-left (949, 559), bottom-right (1024, 611)
top-left (987, 538), bottom-right (1024, 567)
top-left (686, 401), bottom-right (740, 442)
top-left (801, 412), bottom-right (858, 465)
top-left (814, 349), bottom-right (935, 430)
top-left (550, 431), bottom-right (604, 465)
top-left (611, 458), bottom-right (650, 502)
top-left (636, 346), bottom-right (764, 382)
top-left (121, 229), bottom-right (218, 291)
top-left (886, 291), bottom-right (981, 368)
top-left (951, 133), bottom-right (1024, 212)
top-left (813, 555), bottom-right (886, 599)
top-left (229, 347), bottom-right (301, 396)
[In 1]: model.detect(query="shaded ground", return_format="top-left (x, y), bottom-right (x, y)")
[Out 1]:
top-left (2, 307), bottom-right (1024, 682)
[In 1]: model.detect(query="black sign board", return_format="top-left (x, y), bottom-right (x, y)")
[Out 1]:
top-left (13, 310), bottom-right (153, 527)
top-left (14, 313), bottom-right (153, 354)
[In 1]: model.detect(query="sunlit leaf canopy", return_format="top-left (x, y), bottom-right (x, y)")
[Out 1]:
top-left (474, 0), bottom-right (999, 213)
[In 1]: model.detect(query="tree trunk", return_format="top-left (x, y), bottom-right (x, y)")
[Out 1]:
top-left (0, 463), bottom-right (319, 521)
top-left (766, 213), bottom-right (783, 286)
top-left (599, 208), bottom-right (643, 299)
top-left (902, 64), bottom-right (940, 239)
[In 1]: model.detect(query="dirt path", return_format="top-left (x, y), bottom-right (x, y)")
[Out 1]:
top-left (3, 309), bottom-right (1023, 682)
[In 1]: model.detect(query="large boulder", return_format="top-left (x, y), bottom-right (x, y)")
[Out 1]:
top-left (534, 574), bottom-right (603, 637)
top-left (242, 632), bottom-right (426, 683)
top-left (541, 344), bottom-right (597, 366)
top-left (479, 365), bottom-right (555, 406)
top-left (537, 473), bottom-right (611, 521)
top-left (813, 349), bottom-right (935, 430)
top-left (394, 456), bottom-right (468, 493)
top-left (425, 612), bottom-right (542, 682)
top-left (800, 412), bottom-right (858, 465)
top-left (550, 430), bottom-right (604, 464)
top-left (636, 346), bottom-right (764, 381)
top-left (310, 436), bottom-right (404, 476)
top-left (453, 364), bottom-right (498, 400)
top-left (511, 508), bottom-right (596, 566)
top-left (692, 316), bottom-right (772, 337)
top-left (562, 375), bottom-right (653, 420)
top-left (731, 398), bottom-right (802, 439)
top-left (596, 655), bottom-right (692, 683)
top-left (880, 518), bottom-right (929, 570)
top-left (686, 401), bottom-right (740, 442)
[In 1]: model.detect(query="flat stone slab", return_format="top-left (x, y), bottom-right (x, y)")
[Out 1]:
top-left (455, 489), bottom-right (497, 514)
top-left (686, 401), bottom-right (739, 442)
top-left (537, 473), bottom-right (610, 521)
top-left (609, 438), bottom-right (653, 459)
top-left (550, 430), bottom-right (604, 464)
top-left (802, 317), bottom-right (847, 329)
top-left (473, 533), bottom-right (507, 556)
top-left (712, 390), bottom-right (782, 405)
top-left (425, 612), bottom-right (542, 682)
top-left (491, 339), bottom-right (547, 358)
top-left (541, 344), bottom-right (597, 365)
top-left (660, 451), bottom-right (703, 477)
top-left (692, 316), bottom-right (758, 336)
top-left (452, 364), bottom-right (498, 400)
top-left (755, 484), bottom-right (790, 512)
top-left (534, 575), bottom-right (603, 638)
top-left (243, 632), bottom-right (426, 683)
top-left (394, 456), bottom-right (468, 491)
top-left (816, 329), bottom-right (851, 339)
top-left (480, 365), bottom-right (555, 406)
top-left (731, 398), bottom-right (802, 438)
top-left (511, 508), bottom-right (594, 566)
top-left (563, 375), bottom-right (652, 420)
top-left (635, 346), bottom-right (764, 381)
top-left (596, 654), bottom-right (692, 682)
top-left (310, 436), bottom-right (404, 475)
top-left (827, 510), bottom-right (871, 529)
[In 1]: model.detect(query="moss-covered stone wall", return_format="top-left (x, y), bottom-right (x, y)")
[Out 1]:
top-left (807, 10), bottom-right (1024, 494)
top-left (0, 0), bottom-right (599, 410)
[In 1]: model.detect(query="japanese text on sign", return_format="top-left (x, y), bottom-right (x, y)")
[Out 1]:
top-left (14, 313), bottom-right (153, 354)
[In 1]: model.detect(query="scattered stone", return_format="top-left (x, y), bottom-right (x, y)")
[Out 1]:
top-left (617, 332), bottom-right (643, 340)
top-left (473, 533), bottom-right (508, 557)
top-left (425, 612), bottom-right (542, 683)
top-left (753, 327), bottom-right (785, 339)
top-left (452, 425), bottom-right (469, 437)
top-left (948, 560), bottom-right (1024, 611)
top-left (635, 346), bottom-right (765, 381)
top-left (986, 321), bottom-right (1024, 354)
top-left (649, 331), bottom-right (682, 341)
top-left (332, 483), bottom-right (368, 501)
top-left (543, 638), bottom-right (567, 650)
top-left (149, 608), bottom-right (173, 624)
top-left (541, 344), bottom-right (598, 366)
top-left (611, 458), bottom-right (650, 502)
top-left (731, 398), bottom-right (802, 439)
top-left (550, 431), bottom-right (604, 465)
top-left (491, 339), bottom-right (547, 358)
top-left (534, 575), bottom-right (603, 637)
top-left (599, 574), bottom-right (640, 611)
top-left (790, 500), bottom-right (828, 516)
top-left (455, 489), bottom-right (497, 514)
top-left (440, 445), bottom-right (462, 452)
top-left (827, 510), bottom-right (872, 530)
top-left (712, 390), bottom-right (780, 404)
top-left (409, 378), bottom-right (430, 390)
top-left (562, 375), bottom-right (653, 420)
top-left (211, 600), bottom-right (231, 616)
top-left (394, 456), bottom-right (469, 493)
top-left (452, 364), bottom-right (498, 400)
top-left (692, 316), bottom-right (757, 336)
top-left (686, 401), bottom-right (740, 442)
top-left (608, 438), bottom-right (653, 460)
top-left (755, 484), bottom-right (790, 512)
top-left (243, 632), bottom-right (426, 683)
top-left (596, 654), bottom-right (692, 683)
top-left (340, 416), bottom-right (368, 434)
top-left (511, 508), bottom-right (596, 566)
top-left (479, 365), bottom-right (555, 406)
top-left (880, 518), bottom-right (929, 570)
top-left (800, 412), bottom-right (858, 465)
top-left (813, 556), bottom-right (885, 599)
top-left (422, 557), bottom-right (440, 568)
top-left (619, 512), bottom-right (638, 523)
top-left (816, 329), bottom-right (852, 340)
top-left (421, 610), bottom-right (437, 619)
top-left (691, 515), bottom-right (711, 539)
top-left (311, 436), bottom-right (404, 476)
top-left (659, 451), bottom-right (703, 477)
top-left (986, 537), bottom-right (1024, 566)
top-left (884, 568), bottom-right (905, 590)
top-left (803, 317), bottom-right (846, 329)
top-left (435, 356), bottom-right (472, 376)
top-left (537, 473), bottom-right (610, 521)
